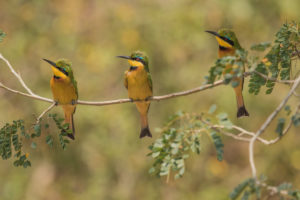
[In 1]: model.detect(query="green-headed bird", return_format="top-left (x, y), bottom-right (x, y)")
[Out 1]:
top-left (117, 51), bottom-right (153, 138)
top-left (43, 59), bottom-right (78, 139)
top-left (206, 29), bottom-right (249, 118)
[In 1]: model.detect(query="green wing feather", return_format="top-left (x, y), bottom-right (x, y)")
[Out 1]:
top-left (124, 72), bottom-right (128, 89)
top-left (147, 73), bottom-right (153, 91)
top-left (72, 79), bottom-right (78, 98)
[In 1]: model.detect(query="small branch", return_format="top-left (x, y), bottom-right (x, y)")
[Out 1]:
top-left (0, 82), bottom-right (53, 103)
top-left (36, 103), bottom-right (56, 124)
top-left (249, 75), bottom-right (300, 179)
top-left (293, 91), bottom-right (300, 97)
top-left (210, 124), bottom-right (269, 143)
top-left (258, 181), bottom-right (289, 196)
top-left (253, 71), bottom-right (294, 84)
top-left (0, 53), bottom-right (35, 95)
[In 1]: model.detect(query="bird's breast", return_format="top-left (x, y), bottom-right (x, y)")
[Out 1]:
top-left (126, 70), bottom-right (152, 100)
top-left (50, 78), bottom-right (77, 104)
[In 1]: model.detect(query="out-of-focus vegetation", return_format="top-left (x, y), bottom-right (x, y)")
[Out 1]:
top-left (0, 0), bottom-right (300, 199)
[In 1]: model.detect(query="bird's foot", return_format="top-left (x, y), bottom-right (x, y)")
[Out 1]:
top-left (71, 99), bottom-right (77, 105)
top-left (54, 101), bottom-right (59, 106)
top-left (145, 96), bottom-right (152, 101)
top-left (129, 98), bottom-right (134, 102)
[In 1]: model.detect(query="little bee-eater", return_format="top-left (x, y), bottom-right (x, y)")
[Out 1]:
top-left (206, 29), bottom-right (249, 118)
top-left (117, 51), bottom-right (153, 138)
top-left (43, 59), bottom-right (78, 139)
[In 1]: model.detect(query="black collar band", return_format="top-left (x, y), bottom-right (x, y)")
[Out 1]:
top-left (53, 75), bottom-right (60, 79)
top-left (130, 66), bottom-right (138, 71)
top-left (219, 45), bottom-right (229, 50)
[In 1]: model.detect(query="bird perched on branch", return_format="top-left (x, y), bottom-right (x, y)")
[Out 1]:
top-left (206, 29), bottom-right (249, 118)
top-left (43, 59), bottom-right (78, 139)
top-left (117, 51), bottom-right (153, 138)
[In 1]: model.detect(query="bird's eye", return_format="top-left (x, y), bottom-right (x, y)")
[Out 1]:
top-left (225, 36), bottom-right (231, 41)
top-left (136, 57), bottom-right (141, 61)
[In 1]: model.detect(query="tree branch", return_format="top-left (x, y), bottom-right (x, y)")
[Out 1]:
top-left (0, 54), bottom-right (296, 108)
top-left (0, 53), bottom-right (35, 95)
top-left (249, 75), bottom-right (300, 179)
top-left (36, 103), bottom-right (56, 124)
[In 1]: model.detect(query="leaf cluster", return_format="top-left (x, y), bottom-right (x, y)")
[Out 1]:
top-left (0, 120), bottom-right (31, 168)
top-left (148, 106), bottom-right (231, 180)
top-left (206, 49), bottom-right (247, 89)
top-left (249, 22), bottom-right (300, 95)
top-left (230, 176), bottom-right (300, 200)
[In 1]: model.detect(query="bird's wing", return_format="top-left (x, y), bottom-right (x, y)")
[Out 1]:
top-left (72, 79), bottom-right (79, 99)
top-left (124, 71), bottom-right (128, 89)
top-left (147, 73), bottom-right (153, 91)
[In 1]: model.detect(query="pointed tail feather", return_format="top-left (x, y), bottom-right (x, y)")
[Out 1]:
top-left (233, 82), bottom-right (249, 118)
top-left (67, 114), bottom-right (75, 140)
top-left (237, 106), bottom-right (249, 118)
top-left (63, 105), bottom-right (76, 140)
top-left (140, 127), bottom-right (152, 138)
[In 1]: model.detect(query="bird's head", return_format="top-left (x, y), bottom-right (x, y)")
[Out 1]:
top-left (206, 29), bottom-right (241, 49)
top-left (117, 51), bottom-right (149, 72)
top-left (43, 58), bottom-right (74, 80)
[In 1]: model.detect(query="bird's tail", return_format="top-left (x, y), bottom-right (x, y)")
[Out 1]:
top-left (234, 85), bottom-right (249, 118)
top-left (237, 106), bottom-right (249, 118)
top-left (63, 105), bottom-right (76, 140)
top-left (140, 113), bottom-right (152, 138)
top-left (140, 126), bottom-right (152, 138)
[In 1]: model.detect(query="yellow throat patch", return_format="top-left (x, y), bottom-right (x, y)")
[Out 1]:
top-left (128, 60), bottom-right (144, 68)
top-left (51, 66), bottom-right (68, 80)
top-left (216, 36), bottom-right (233, 48)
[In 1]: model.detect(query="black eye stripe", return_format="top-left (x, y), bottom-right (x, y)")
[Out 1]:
top-left (59, 68), bottom-right (69, 76)
top-left (220, 36), bottom-right (234, 46)
top-left (132, 57), bottom-right (146, 65)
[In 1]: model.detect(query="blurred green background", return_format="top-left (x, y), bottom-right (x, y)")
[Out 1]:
top-left (0, 0), bottom-right (299, 199)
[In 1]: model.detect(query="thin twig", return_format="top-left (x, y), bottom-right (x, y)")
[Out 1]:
top-left (36, 103), bottom-right (56, 124)
top-left (0, 53), bottom-right (35, 95)
top-left (258, 181), bottom-right (289, 196)
top-left (0, 82), bottom-right (54, 103)
top-left (249, 75), bottom-right (300, 179)
top-left (253, 71), bottom-right (295, 84)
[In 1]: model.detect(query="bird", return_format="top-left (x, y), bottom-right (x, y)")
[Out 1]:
top-left (206, 29), bottom-right (249, 118)
top-left (117, 51), bottom-right (153, 138)
top-left (43, 58), bottom-right (78, 139)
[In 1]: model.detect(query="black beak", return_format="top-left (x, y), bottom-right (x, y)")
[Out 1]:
top-left (205, 30), bottom-right (234, 46)
top-left (43, 58), bottom-right (59, 69)
top-left (205, 30), bottom-right (221, 37)
top-left (117, 55), bottom-right (131, 60)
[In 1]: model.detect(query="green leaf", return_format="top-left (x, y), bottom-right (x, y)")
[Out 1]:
top-left (210, 131), bottom-right (224, 161)
top-left (46, 135), bottom-right (53, 147)
top-left (230, 178), bottom-right (252, 200)
top-left (0, 30), bottom-right (6, 42)
top-left (284, 105), bottom-right (291, 116)
top-left (31, 142), bottom-right (37, 149)
top-left (241, 190), bottom-right (250, 200)
top-left (292, 113), bottom-right (300, 127)
top-left (250, 42), bottom-right (271, 51)
top-left (34, 124), bottom-right (41, 137)
top-left (231, 80), bottom-right (240, 88)
top-left (148, 167), bottom-right (155, 174)
top-left (208, 104), bottom-right (217, 114)
top-left (275, 118), bottom-right (285, 136)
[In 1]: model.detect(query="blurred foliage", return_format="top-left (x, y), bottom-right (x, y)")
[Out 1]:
top-left (149, 106), bottom-right (231, 180)
top-left (0, 1), bottom-right (300, 199)
top-left (0, 120), bottom-right (30, 168)
top-left (230, 177), bottom-right (300, 200)
top-left (0, 113), bottom-right (72, 168)
top-left (249, 21), bottom-right (299, 95)
top-left (0, 30), bottom-right (5, 43)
